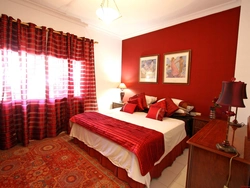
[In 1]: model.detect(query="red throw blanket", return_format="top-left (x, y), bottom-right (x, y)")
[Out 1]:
top-left (70, 112), bottom-right (165, 176)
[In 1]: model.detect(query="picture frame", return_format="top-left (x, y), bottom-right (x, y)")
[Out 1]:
top-left (139, 55), bottom-right (159, 83)
top-left (163, 50), bottom-right (191, 84)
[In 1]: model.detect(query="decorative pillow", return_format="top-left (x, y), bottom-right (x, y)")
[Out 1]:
top-left (157, 98), bottom-right (194, 115)
top-left (120, 103), bottom-right (137, 114)
top-left (151, 99), bottom-right (166, 109)
top-left (171, 98), bottom-right (183, 106)
top-left (179, 101), bottom-right (190, 108)
top-left (175, 108), bottom-right (186, 114)
top-left (151, 99), bottom-right (167, 116)
top-left (130, 93), bottom-right (147, 109)
top-left (165, 98), bottom-right (179, 117)
top-left (171, 98), bottom-right (195, 114)
top-left (145, 95), bottom-right (157, 107)
top-left (173, 109), bottom-right (189, 117)
top-left (157, 98), bottom-right (165, 102)
top-left (179, 101), bottom-right (194, 112)
top-left (128, 97), bottom-right (144, 111)
top-left (146, 106), bottom-right (165, 121)
top-left (137, 93), bottom-right (147, 108)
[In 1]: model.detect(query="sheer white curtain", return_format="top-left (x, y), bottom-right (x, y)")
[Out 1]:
top-left (0, 50), bottom-right (46, 101)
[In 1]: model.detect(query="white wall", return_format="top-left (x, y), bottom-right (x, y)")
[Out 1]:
top-left (235, 0), bottom-right (250, 124)
top-left (232, 0), bottom-right (250, 145)
top-left (0, 0), bottom-right (122, 111)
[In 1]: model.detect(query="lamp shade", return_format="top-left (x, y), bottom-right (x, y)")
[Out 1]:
top-left (243, 83), bottom-right (248, 99)
top-left (118, 83), bottom-right (127, 90)
top-left (216, 81), bottom-right (246, 107)
top-left (96, 7), bottom-right (120, 23)
top-left (96, 0), bottom-right (122, 24)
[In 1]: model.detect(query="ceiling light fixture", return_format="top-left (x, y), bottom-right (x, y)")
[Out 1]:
top-left (96, 0), bottom-right (122, 24)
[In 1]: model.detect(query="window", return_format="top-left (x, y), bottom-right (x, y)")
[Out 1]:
top-left (0, 50), bottom-right (84, 101)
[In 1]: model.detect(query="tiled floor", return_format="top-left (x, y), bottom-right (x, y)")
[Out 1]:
top-left (150, 148), bottom-right (189, 188)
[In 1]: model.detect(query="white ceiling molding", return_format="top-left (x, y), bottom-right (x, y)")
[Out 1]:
top-left (8, 0), bottom-right (241, 40)
top-left (9, 0), bottom-right (88, 27)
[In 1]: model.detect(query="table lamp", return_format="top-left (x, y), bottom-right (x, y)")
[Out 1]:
top-left (216, 79), bottom-right (247, 153)
top-left (118, 83), bottom-right (127, 102)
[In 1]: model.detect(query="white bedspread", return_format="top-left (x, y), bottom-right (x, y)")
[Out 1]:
top-left (69, 108), bottom-right (186, 188)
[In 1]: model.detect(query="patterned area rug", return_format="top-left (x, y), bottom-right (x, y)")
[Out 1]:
top-left (0, 132), bottom-right (130, 188)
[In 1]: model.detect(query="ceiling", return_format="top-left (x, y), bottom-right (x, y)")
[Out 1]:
top-left (12, 0), bottom-right (241, 39)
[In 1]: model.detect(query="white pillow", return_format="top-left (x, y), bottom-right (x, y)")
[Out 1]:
top-left (158, 98), bottom-right (194, 113)
top-left (145, 95), bottom-right (157, 107)
top-left (171, 98), bottom-right (194, 113)
top-left (175, 108), bottom-right (186, 114)
top-left (171, 98), bottom-right (183, 106)
top-left (186, 105), bottom-right (195, 112)
top-left (176, 106), bottom-right (194, 113)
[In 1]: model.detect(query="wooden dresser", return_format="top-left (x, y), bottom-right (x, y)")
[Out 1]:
top-left (186, 119), bottom-right (250, 188)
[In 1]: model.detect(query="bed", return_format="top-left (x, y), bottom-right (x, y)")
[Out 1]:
top-left (69, 97), bottom-right (193, 188)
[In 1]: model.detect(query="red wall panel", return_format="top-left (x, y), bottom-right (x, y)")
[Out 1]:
top-left (121, 7), bottom-right (240, 117)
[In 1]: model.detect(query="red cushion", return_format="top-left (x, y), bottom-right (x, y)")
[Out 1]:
top-left (130, 92), bottom-right (147, 109)
top-left (151, 100), bottom-right (167, 115)
top-left (179, 101), bottom-right (191, 108)
top-left (165, 98), bottom-right (179, 117)
top-left (128, 97), bottom-right (144, 111)
top-left (137, 93), bottom-right (147, 108)
top-left (120, 103), bottom-right (137, 114)
top-left (146, 106), bottom-right (165, 121)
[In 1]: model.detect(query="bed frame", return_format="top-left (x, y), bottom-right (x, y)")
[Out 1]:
top-left (73, 136), bottom-right (188, 188)
top-left (71, 115), bottom-right (192, 188)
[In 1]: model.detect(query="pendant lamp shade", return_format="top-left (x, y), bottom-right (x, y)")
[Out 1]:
top-left (96, 0), bottom-right (122, 24)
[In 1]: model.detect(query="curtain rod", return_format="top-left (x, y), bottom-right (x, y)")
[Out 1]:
top-left (1, 15), bottom-right (98, 44)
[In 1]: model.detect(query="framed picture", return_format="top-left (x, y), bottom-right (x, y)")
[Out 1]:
top-left (139, 55), bottom-right (159, 83)
top-left (163, 50), bottom-right (191, 84)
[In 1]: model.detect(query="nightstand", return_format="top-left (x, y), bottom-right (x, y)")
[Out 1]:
top-left (172, 114), bottom-right (193, 138)
top-left (192, 116), bottom-right (211, 135)
top-left (112, 101), bottom-right (124, 109)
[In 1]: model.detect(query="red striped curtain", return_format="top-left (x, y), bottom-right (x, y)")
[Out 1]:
top-left (0, 14), bottom-right (98, 150)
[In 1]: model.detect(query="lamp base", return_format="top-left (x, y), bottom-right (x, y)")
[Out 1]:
top-left (216, 142), bottom-right (237, 153)
top-left (229, 121), bottom-right (245, 128)
top-left (120, 91), bottom-right (125, 103)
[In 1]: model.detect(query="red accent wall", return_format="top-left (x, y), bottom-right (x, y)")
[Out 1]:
top-left (121, 7), bottom-right (240, 117)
